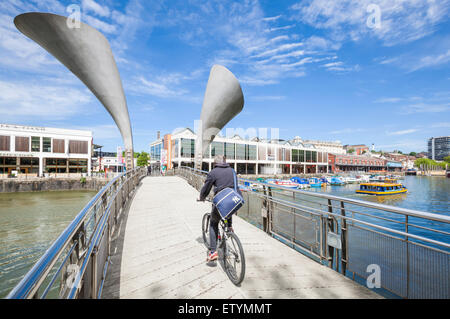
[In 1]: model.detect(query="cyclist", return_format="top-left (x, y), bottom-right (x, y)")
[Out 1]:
top-left (198, 155), bottom-right (242, 262)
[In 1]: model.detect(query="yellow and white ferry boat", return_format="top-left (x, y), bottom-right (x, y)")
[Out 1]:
top-left (356, 182), bottom-right (407, 196)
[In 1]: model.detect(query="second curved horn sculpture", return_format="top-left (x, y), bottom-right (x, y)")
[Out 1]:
top-left (14, 12), bottom-right (134, 169)
top-left (195, 65), bottom-right (244, 169)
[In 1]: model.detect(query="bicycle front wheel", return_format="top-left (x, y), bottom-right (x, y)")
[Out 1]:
top-left (223, 232), bottom-right (246, 285)
top-left (202, 213), bottom-right (211, 249)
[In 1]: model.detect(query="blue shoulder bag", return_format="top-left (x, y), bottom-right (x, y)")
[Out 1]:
top-left (212, 169), bottom-right (245, 220)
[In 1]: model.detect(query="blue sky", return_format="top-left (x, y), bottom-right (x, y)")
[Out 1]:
top-left (0, 0), bottom-right (449, 154)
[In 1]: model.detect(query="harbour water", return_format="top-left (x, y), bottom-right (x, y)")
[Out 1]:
top-left (274, 175), bottom-right (450, 252)
top-left (309, 176), bottom-right (449, 216)
top-left (0, 190), bottom-right (96, 298)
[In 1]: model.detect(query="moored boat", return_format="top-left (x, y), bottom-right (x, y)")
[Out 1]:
top-left (330, 177), bottom-right (345, 186)
top-left (356, 182), bottom-right (407, 196)
top-left (308, 177), bottom-right (322, 188)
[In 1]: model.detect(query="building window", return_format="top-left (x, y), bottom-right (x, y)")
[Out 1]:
top-left (151, 144), bottom-right (162, 161)
top-left (211, 142), bottom-right (224, 157)
top-left (247, 145), bottom-right (257, 160)
top-left (181, 138), bottom-right (195, 158)
top-left (236, 144), bottom-right (246, 160)
top-left (0, 135), bottom-right (10, 151)
top-left (43, 137), bottom-right (52, 152)
top-left (53, 139), bottom-right (65, 153)
top-left (299, 150), bottom-right (305, 162)
top-left (69, 140), bottom-right (88, 154)
top-left (292, 149), bottom-right (298, 162)
top-left (15, 136), bottom-right (30, 152)
top-left (31, 137), bottom-right (40, 152)
top-left (306, 151), bottom-right (312, 163)
top-left (224, 143), bottom-right (235, 160)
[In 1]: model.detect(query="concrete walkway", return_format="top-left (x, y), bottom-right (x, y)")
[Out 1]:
top-left (102, 176), bottom-right (381, 299)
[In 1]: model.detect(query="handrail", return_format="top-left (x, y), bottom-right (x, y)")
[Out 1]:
top-left (7, 167), bottom-right (146, 299)
top-left (179, 166), bottom-right (450, 224)
top-left (176, 165), bottom-right (450, 298)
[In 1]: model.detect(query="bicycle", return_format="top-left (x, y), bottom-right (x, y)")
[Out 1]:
top-left (199, 199), bottom-right (246, 286)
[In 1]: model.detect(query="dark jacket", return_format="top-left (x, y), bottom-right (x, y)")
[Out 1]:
top-left (199, 163), bottom-right (242, 200)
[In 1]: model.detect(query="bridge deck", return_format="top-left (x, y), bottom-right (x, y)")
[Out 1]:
top-left (102, 176), bottom-right (381, 299)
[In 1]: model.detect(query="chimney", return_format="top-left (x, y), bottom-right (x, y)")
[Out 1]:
top-left (157, 131), bottom-right (160, 140)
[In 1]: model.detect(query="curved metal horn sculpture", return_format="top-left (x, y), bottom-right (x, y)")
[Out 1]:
top-left (14, 12), bottom-right (134, 169)
top-left (195, 65), bottom-right (244, 168)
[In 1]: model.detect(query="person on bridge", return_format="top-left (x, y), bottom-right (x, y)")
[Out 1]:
top-left (198, 155), bottom-right (242, 262)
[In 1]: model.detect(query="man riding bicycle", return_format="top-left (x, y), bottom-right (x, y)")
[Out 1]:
top-left (198, 155), bottom-right (242, 262)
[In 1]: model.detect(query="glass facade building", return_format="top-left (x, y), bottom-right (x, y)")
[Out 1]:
top-left (149, 128), bottom-right (329, 174)
top-left (428, 136), bottom-right (450, 161)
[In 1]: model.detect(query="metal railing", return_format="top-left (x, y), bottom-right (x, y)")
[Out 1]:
top-left (6, 167), bottom-right (147, 299)
top-left (176, 166), bottom-right (450, 299)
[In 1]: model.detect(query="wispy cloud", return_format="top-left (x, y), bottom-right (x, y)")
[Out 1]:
top-left (330, 128), bottom-right (366, 134)
top-left (386, 129), bottom-right (419, 136)
top-left (131, 76), bottom-right (188, 99)
top-left (408, 49), bottom-right (450, 72)
top-left (401, 103), bottom-right (450, 114)
top-left (290, 0), bottom-right (450, 46)
top-left (82, 0), bottom-right (110, 18)
top-left (432, 122), bottom-right (450, 128)
top-left (0, 80), bottom-right (92, 121)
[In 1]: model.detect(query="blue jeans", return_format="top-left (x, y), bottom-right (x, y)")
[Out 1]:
top-left (209, 206), bottom-right (232, 253)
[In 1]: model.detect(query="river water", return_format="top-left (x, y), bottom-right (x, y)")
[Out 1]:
top-left (308, 176), bottom-right (449, 216)
top-left (0, 190), bottom-right (96, 298)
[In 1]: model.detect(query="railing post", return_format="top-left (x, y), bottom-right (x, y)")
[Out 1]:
top-left (340, 201), bottom-right (347, 275)
top-left (91, 247), bottom-right (98, 299)
top-left (327, 199), bottom-right (334, 268)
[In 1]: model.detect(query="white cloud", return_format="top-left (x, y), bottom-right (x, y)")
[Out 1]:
top-left (409, 49), bottom-right (450, 72)
top-left (83, 14), bottom-right (117, 34)
top-left (0, 80), bottom-right (92, 121)
top-left (386, 129), bottom-right (419, 136)
top-left (401, 103), bottom-right (450, 114)
top-left (131, 77), bottom-right (188, 98)
top-left (290, 0), bottom-right (450, 46)
top-left (82, 0), bottom-right (110, 18)
top-left (432, 122), bottom-right (450, 128)
top-left (262, 15), bottom-right (281, 22)
top-left (375, 97), bottom-right (404, 103)
top-left (330, 128), bottom-right (365, 134)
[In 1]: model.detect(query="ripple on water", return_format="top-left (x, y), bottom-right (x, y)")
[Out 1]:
top-left (0, 190), bottom-right (96, 298)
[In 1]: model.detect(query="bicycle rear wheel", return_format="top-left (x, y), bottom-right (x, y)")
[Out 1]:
top-left (202, 213), bottom-right (211, 249)
top-left (223, 232), bottom-right (246, 285)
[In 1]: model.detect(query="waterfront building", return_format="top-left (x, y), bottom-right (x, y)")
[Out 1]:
top-left (428, 136), bottom-right (450, 161)
top-left (343, 144), bottom-right (370, 155)
top-left (290, 136), bottom-right (346, 154)
top-left (328, 153), bottom-right (386, 173)
top-left (384, 153), bottom-right (416, 170)
top-left (92, 147), bottom-right (127, 173)
top-left (0, 124), bottom-right (92, 177)
top-left (92, 153), bottom-right (125, 173)
top-left (150, 128), bottom-right (329, 174)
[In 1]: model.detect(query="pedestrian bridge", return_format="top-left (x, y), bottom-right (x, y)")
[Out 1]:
top-left (101, 176), bottom-right (378, 299)
top-left (6, 167), bottom-right (450, 299)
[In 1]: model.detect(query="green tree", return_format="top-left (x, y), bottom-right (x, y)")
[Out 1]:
top-left (415, 158), bottom-right (447, 169)
top-left (347, 148), bottom-right (355, 154)
top-left (444, 156), bottom-right (450, 163)
top-left (409, 152), bottom-right (417, 157)
top-left (137, 152), bottom-right (150, 167)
